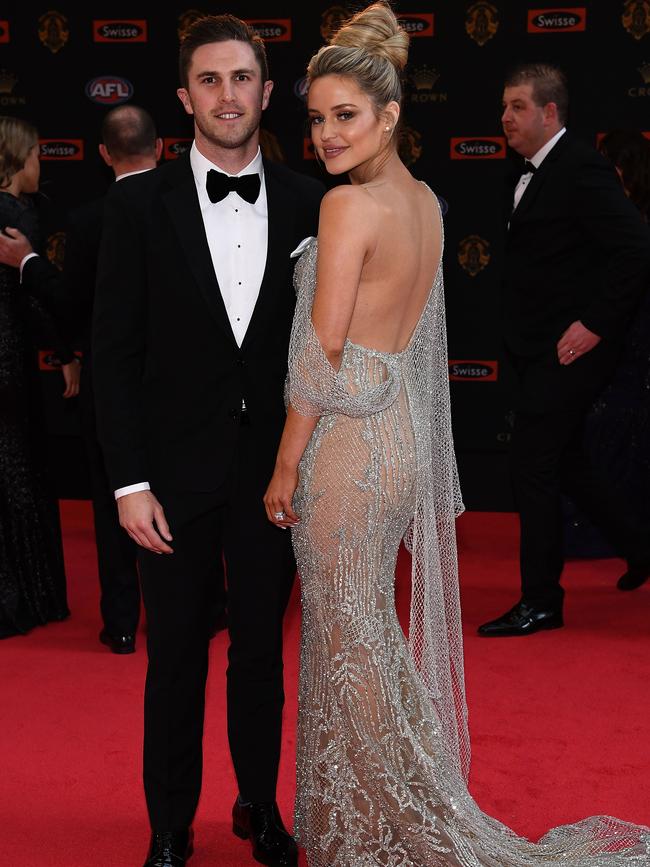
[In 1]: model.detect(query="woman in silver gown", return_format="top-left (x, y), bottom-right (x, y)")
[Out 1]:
top-left (264, 4), bottom-right (650, 865)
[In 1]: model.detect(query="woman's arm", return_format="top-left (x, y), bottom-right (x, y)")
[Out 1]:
top-left (264, 187), bottom-right (377, 526)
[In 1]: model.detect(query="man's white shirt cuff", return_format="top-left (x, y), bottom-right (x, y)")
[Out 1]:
top-left (19, 251), bottom-right (39, 280)
top-left (114, 482), bottom-right (151, 500)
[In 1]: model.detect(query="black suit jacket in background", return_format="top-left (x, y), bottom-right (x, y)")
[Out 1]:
top-left (92, 154), bottom-right (324, 494)
top-left (502, 132), bottom-right (650, 359)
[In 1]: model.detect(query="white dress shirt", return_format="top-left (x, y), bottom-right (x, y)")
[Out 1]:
top-left (512, 127), bottom-right (566, 211)
top-left (190, 142), bottom-right (267, 347)
top-left (115, 145), bottom-right (268, 500)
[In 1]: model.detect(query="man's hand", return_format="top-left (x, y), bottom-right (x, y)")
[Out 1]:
top-left (557, 320), bottom-right (601, 365)
top-left (61, 358), bottom-right (80, 398)
top-left (0, 227), bottom-right (34, 268)
top-left (117, 491), bottom-right (174, 554)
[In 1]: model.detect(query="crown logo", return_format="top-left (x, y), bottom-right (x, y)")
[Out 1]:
top-left (409, 65), bottom-right (440, 92)
top-left (638, 60), bottom-right (650, 82)
top-left (0, 69), bottom-right (17, 94)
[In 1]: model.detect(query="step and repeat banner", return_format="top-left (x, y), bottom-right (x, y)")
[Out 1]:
top-left (2, 1), bottom-right (649, 503)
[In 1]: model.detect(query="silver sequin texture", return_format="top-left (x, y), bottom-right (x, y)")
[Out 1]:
top-left (286, 212), bottom-right (650, 866)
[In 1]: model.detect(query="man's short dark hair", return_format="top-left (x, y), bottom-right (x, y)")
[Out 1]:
top-left (178, 14), bottom-right (269, 89)
top-left (101, 105), bottom-right (157, 160)
top-left (505, 63), bottom-right (569, 126)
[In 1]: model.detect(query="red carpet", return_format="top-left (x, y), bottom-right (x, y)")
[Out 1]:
top-left (1, 502), bottom-right (648, 866)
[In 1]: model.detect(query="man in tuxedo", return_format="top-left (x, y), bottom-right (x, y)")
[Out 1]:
top-left (479, 63), bottom-right (650, 638)
top-left (92, 14), bottom-right (324, 867)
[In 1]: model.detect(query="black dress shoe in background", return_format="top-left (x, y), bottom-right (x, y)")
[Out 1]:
top-left (99, 628), bottom-right (135, 654)
top-left (478, 600), bottom-right (563, 637)
top-left (143, 829), bottom-right (193, 866)
top-left (232, 798), bottom-right (298, 867)
top-left (617, 563), bottom-right (650, 591)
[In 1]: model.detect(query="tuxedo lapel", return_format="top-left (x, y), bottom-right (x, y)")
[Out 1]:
top-left (162, 155), bottom-right (238, 347)
top-left (241, 160), bottom-right (296, 350)
top-left (509, 132), bottom-right (571, 227)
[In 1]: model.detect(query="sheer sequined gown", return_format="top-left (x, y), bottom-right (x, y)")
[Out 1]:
top-left (0, 191), bottom-right (69, 638)
top-left (287, 215), bottom-right (650, 866)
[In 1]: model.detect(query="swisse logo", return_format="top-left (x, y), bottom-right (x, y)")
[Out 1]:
top-left (93, 20), bottom-right (147, 42)
top-left (86, 76), bottom-right (133, 105)
top-left (39, 139), bottom-right (84, 160)
top-left (245, 19), bottom-right (291, 42)
top-left (449, 361), bottom-right (498, 382)
top-left (527, 7), bottom-right (586, 32)
top-left (163, 138), bottom-right (191, 159)
top-left (450, 136), bottom-right (505, 159)
top-left (397, 13), bottom-right (434, 37)
top-left (0, 20), bottom-right (9, 43)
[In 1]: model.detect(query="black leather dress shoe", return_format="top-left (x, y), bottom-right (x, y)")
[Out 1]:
top-left (478, 600), bottom-right (563, 637)
top-left (99, 628), bottom-right (136, 654)
top-left (232, 799), bottom-right (298, 867)
top-left (617, 564), bottom-right (650, 591)
top-left (143, 829), bottom-right (193, 866)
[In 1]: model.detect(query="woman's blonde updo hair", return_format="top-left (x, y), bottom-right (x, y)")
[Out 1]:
top-left (0, 116), bottom-right (38, 189)
top-left (307, 2), bottom-right (409, 120)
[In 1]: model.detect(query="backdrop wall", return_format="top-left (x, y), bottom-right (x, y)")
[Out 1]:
top-left (2, 0), bottom-right (649, 507)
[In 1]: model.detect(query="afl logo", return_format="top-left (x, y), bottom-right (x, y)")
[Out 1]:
top-left (245, 19), bottom-right (292, 42)
top-left (163, 138), bottom-right (192, 160)
top-left (449, 361), bottom-right (499, 381)
top-left (450, 136), bottom-right (505, 159)
top-left (527, 8), bottom-right (587, 32)
top-left (39, 139), bottom-right (84, 160)
top-left (86, 76), bottom-right (134, 104)
top-left (397, 13), bottom-right (434, 37)
top-left (93, 20), bottom-right (148, 42)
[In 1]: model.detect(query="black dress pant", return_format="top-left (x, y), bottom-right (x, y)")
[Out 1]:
top-left (138, 427), bottom-right (295, 831)
top-left (81, 377), bottom-right (140, 635)
top-left (509, 342), bottom-right (647, 609)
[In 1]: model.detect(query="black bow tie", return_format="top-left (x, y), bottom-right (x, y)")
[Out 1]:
top-left (520, 160), bottom-right (536, 177)
top-left (206, 170), bottom-right (261, 204)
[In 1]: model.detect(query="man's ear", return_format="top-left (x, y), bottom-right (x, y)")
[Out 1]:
top-left (262, 79), bottom-right (274, 111)
top-left (543, 101), bottom-right (559, 126)
top-left (154, 138), bottom-right (163, 162)
top-left (177, 88), bottom-right (194, 116)
top-left (98, 143), bottom-right (112, 167)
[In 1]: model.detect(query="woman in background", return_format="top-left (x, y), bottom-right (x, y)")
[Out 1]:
top-left (0, 116), bottom-right (76, 637)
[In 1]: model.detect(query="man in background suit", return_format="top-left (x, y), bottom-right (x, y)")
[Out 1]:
top-left (92, 15), bottom-right (324, 867)
top-left (479, 63), bottom-right (650, 638)
top-left (64, 105), bottom-right (162, 654)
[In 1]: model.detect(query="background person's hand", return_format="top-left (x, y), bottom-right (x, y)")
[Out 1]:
top-left (61, 358), bottom-right (80, 398)
top-left (117, 490), bottom-right (174, 554)
top-left (557, 320), bottom-right (601, 365)
top-left (0, 227), bottom-right (34, 268)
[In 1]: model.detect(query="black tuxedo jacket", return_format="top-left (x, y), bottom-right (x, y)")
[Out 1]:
top-left (502, 131), bottom-right (650, 358)
top-left (92, 154), bottom-right (324, 493)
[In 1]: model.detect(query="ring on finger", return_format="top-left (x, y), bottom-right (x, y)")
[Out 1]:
top-left (274, 511), bottom-right (286, 521)
top-left (568, 348), bottom-right (576, 356)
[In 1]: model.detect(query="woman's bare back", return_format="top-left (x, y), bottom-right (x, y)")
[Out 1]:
top-left (345, 177), bottom-right (442, 354)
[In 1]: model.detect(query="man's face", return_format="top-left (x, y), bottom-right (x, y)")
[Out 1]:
top-left (177, 40), bottom-right (273, 152)
top-left (501, 84), bottom-right (550, 158)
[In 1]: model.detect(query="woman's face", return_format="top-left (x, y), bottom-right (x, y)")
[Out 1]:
top-left (18, 144), bottom-right (40, 194)
top-left (307, 74), bottom-right (395, 177)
